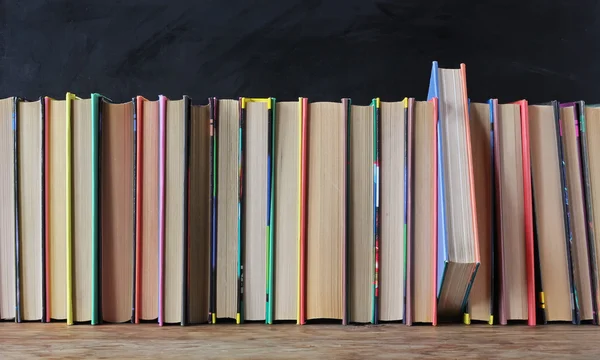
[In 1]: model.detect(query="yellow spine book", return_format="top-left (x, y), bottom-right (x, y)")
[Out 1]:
top-left (65, 92), bottom-right (80, 325)
top-left (296, 98), bottom-right (302, 324)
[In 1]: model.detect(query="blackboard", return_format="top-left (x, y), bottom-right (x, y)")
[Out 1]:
top-left (1, 0), bottom-right (596, 104)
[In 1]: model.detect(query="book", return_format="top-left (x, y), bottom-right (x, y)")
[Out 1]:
top-left (0, 97), bottom-right (16, 322)
top-left (16, 97), bottom-right (44, 322)
top-left (348, 102), bottom-right (374, 324)
top-left (577, 101), bottom-right (599, 324)
top-left (560, 102), bottom-right (594, 323)
top-left (90, 93), bottom-right (103, 325)
top-left (529, 102), bottom-right (577, 323)
top-left (406, 98), bottom-right (438, 325)
top-left (159, 96), bottom-right (191, 326)
top-left (215, 99), bottom-right (240, 322)
top-left (378, 99), bottom-right (407, 323)
top-left (494, 100), bottom-right (536, 325)
top-left (240, 98), bottom-right (272, 323)
top-left (465, 101), bottom-right (495, 324)
top-left (100, 99), bottom-right (135, 324)
top-left (67, 93), bottom-right (94, 325)
top-left (188, 100), bottom-right (211, 324)
top-left (427, 62), bottom-right (480, 319)
top-left (585, 104), bottom-right (600, 323)
top-left (134, 96), bottom-right (159, 323)
top-left (45, 96), bottom-right (67, 322)
top-left (305, 99), bottom-right (348, 324)
top-left (272, 100), bottom-right (302, 323)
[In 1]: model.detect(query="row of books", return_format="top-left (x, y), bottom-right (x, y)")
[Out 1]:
top-left (0, 62), bottom-right (598, 327)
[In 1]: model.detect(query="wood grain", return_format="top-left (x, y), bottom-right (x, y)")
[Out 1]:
top-left (1, 323), bottom-right (599, 359)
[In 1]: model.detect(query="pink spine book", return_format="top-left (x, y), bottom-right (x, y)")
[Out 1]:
top-left (158, 95), bottom-right (167, 326)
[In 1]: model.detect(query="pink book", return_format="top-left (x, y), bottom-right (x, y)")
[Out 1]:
top-left (158, 95), bottom-right (167, 326)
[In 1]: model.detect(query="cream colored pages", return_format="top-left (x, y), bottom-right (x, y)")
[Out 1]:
top-left (467, 103), bottom-right (492, 321)
top-left (19, 100), bottom-right (43, 321)
top-left (216, 99), bottom-right (239, 319)
top-left (72, 99), bottom-right (92, 322)
top-left (307, 102), bottom-right (344, 320)
top-left (49, 99), bottom-right (67, 320)
top-left (498, 104), bottom-right (527, 320)
top-left (188, 104), bottom-right (210, 324)
top-left (561, 106), bottom-right (593, 320)
top-left (413, 101), bottom-right (435, 323)
top-left (379, 101), bottom-right (405, 322)
top-left (101, 102), bottom-right (134, 323)
top-left (165, 99), bottom-right (185, 324)
top-left (274, 102), bottom-right (299, 321)
top-left (528, 105), bottom-right (571, 322)
top-left (438, 68), bottom-right (475, 263)
top-left (586, 106), bottom-right (600, 310)
top-left (141, 100), bottom-right (159, 320)
top-left (0, 98), bottom-right (15, 320)
top-left (349, 105), bottom-right (373, 323)
top-left (245, 101), bottom-right (268, 321)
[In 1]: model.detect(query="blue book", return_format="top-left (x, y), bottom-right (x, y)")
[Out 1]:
top-left (427, 61), bottom-right (480, 321)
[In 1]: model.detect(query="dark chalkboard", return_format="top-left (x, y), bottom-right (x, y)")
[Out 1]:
top-left (1, 0), bottom-right (597, 104)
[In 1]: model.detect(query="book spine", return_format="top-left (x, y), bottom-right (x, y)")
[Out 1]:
top-left (489, 99), bottom-right (496, 325)
top-left (372, 98), bottom-right (381, 325)
top-left (182, 96), bottom-right (191, 326)
top-left (578, 101), bottom-right (600, 325)
top-left (158, 95), bottom-right (167, 326)
top-left (134, 96), bottom-right (143, 324)
top-left (90, 94), bottom-right (101, 325)
top-left (342, 97), bottom-right (350, 325)
top-left (266, 98), bottom-right (275, 325)
top-left (13, 97), bottom-right (21, 323)
top-left (237, 97), bottom-right (246, 325)
top-left (299, 97), bottom-right (307, 325)
top-left (518, 100), bottom-right (536, 326)
top-left (208, 97), bottom-right (218, 324)
top-left (44, 97), bottom-right (51, 323)
top-left (432, 97), bottom-right (439, 326)
top-left (40, 96), bottom-right (46, 323)
top-left (65, 92), bottom-right (75, 326)
top-left (131, 97), bottom-right (137, 324)
top-left (402, 98), bottom-right (409, 324)
top-left (405, 98), bottom-right (414, 326)
top-left (554, 101), bottom-right (580, 324)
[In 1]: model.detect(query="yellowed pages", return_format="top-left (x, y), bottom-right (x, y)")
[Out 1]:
top-left (528, 105), bottom-right (572, 322)
top-left (306, 102), bottom-right (344, 320)
top-left (379, 101), bottom-right (405, 322)
top-left (49, 99), bottom-right (67, 320)
top-left (244, 101), bottom-right (268, 321)
top-left (164, 99), bottom-right (185, 324)
top-left (0, 97), bottom-right (16, 320)
top-left (101, 101), bottom-right (134, 323)
top-left (188, 104), bottom-right (210, 324)
top-left (273, 102), bottom-right (299, 321)
top-left (18, 100), bottom-right (43, 321)
top-left (348, 105), bottom-right (373, 323)
top-left (216, 99), bottom-right (239, 320)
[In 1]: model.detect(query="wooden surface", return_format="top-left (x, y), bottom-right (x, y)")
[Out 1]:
top-left (1, 323), bottom-right (599, 359)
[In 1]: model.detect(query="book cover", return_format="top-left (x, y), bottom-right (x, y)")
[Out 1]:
top-left (553, 101), bottom-right (580, 324)
top-left (516, 100), bottom-right (537, 326)
top-left (298, 97), bottom-right (307, 325)
top-left (576, 101), bottom-right (599, 324)
top-left (372, 98), bottom-right (381, 324)
top-left (208, 97), bottom-right (218, 324)
top-left (90, 93), bottom-right (105, 325)
top-left (158, 95), bottom-right (166, 326)
top-left (13, 97), bottom-right (20, 323)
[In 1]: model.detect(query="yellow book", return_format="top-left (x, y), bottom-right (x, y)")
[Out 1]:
top-left (65, 92), bottom-right (80, 325)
